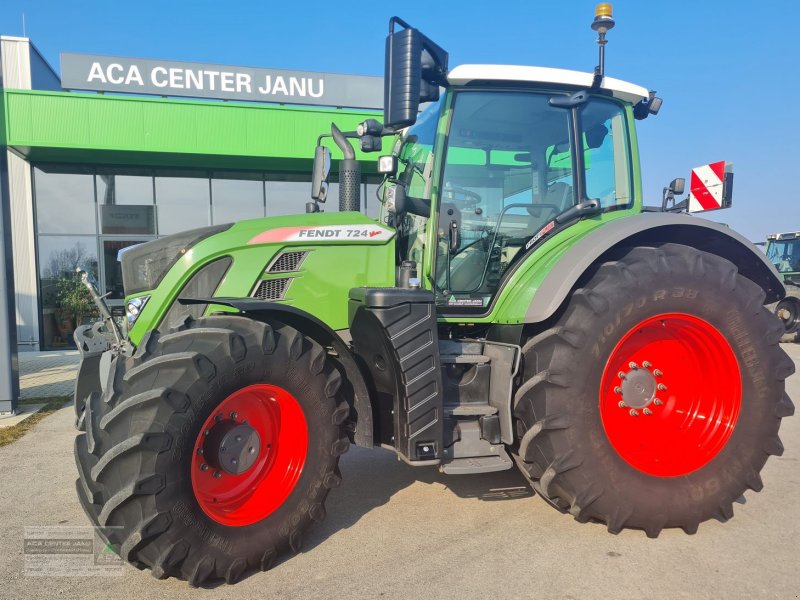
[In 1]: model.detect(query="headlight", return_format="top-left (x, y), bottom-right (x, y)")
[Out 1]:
top-left (126, 295), bottom-right (150, 328)
top-left (120, 224), bottom-right (232, 295)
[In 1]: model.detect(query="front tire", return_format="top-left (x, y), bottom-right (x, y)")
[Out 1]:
top-left (74, 315), bottom-right (349, 585)
top-left (513, 244), bottom-right (795, 536)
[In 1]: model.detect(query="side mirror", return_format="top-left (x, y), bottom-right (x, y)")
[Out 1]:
top-left (660, 177), bottom-right (685, 211)
top-left (384, 17), bottom-right (448, 130)
top-left (311, 146), bottom-right (331, 202)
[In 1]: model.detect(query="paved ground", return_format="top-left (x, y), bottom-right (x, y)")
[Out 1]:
top-left (0, 345), bottom-right (798, 600)
top-left (17, 350), bottom-right (80, 400)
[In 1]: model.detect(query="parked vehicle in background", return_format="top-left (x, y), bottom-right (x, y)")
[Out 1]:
top-left (765, 231), bottom-right (800, 340)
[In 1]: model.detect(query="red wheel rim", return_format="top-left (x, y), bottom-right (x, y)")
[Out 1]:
top-left (599, 313), bottom-right (741, 477)
top-left (191, 384), bottom-right (308, 526)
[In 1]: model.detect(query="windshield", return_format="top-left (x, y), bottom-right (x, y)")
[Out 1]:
top-left (383, 98), bottom-right (443, 265)
top-left (766, 238), bottom-right (800, 273)
top-left (436, 90), bottom-right (631, 311)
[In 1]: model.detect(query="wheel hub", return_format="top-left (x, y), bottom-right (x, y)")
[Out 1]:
top-left (191, 383), bottom-right (309, 527)
top-left (619, 365), bottom-right (657, 409)
top-left (202, 419), bottom-right (261, 475)
top-left (615, 361), bottom-right (666, 416)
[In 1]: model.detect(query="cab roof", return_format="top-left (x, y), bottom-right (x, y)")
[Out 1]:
top-left (447, 64), bottom-right (650, 104)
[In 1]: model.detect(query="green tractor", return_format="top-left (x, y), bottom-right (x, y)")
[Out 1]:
top-left (73, 9), bottom-right (794, 586)
top-left (764, 231), bottom-right (800, 340)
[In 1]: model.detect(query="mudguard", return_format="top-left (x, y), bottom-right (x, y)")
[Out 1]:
top-left (525, 212), bottom-right (785, 323)
top-left (178, 298), bottom-right (374, 447)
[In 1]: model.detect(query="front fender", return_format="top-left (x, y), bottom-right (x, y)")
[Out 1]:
top-left (524, 212), bottom-right (784, 323)
top-left (179, 298), bottom-right (375, 448)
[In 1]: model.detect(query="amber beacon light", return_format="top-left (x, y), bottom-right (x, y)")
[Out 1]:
top-left (591, 3), bottom-right (616, 85)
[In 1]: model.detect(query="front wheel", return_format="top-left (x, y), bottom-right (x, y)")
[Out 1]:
top-left (74, 315), bottom-right (350, 585)
top-left (513, 244), bottom-right (795, 536)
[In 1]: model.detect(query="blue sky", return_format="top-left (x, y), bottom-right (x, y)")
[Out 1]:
top-left (2, 0), bottom-right (798, 242)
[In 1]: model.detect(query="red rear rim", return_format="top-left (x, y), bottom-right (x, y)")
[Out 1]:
top-left (191, 384), bottom-right (308, 526)
top-left (599, 313), bottom-right (741, 477)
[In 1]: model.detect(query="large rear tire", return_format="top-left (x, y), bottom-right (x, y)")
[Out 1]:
top-left (513, 244), bottom-right (795, 536)
top-left (74, 315), bottom-right (349, 585)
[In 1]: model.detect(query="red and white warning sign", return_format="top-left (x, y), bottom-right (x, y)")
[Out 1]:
top-left (688, 161), bottom-right (729, 213)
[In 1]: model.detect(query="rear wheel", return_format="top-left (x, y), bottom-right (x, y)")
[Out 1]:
top-left (74, 315), bottom-right (349, 585)
top-left (513, 244), bottom-right (795, 536)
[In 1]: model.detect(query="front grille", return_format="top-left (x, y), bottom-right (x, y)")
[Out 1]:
top-left (252, 278), bottom-right (292, 300)
top-left (267, 251), bottom-right (308, 273)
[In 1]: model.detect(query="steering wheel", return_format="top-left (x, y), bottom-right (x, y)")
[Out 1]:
top-left (442, 183), bottom-right (483, 207)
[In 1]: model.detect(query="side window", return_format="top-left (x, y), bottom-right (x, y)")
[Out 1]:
top-left (582, 100), bottom-right (631, 209)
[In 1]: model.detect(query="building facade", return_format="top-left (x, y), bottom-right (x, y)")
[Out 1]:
top-left (0, 37), bottom-right (382, 351)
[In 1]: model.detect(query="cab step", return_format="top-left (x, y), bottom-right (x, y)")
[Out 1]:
top-left (440, 354), bottom-right (491, 364)
top-left (440, 450), bottom-right (513, 475)
top-left (444, 403), bottom-right (498, 417)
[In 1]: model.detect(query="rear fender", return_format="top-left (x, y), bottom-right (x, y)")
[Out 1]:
top-left (525, 212), bottom-right (785, 323)
top-left (179, 298), bottom-right (374, 447)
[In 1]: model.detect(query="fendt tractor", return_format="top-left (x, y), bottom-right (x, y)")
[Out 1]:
top-left (73, 7), bottom-right (795, 586)
top-left (764, 232), bottom-right (800, 340)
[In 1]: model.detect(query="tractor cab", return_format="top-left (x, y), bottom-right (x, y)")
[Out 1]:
top-left (384, 67), bottom-right (645, 312)
top-left (313, 13), bottom-right (661, 316)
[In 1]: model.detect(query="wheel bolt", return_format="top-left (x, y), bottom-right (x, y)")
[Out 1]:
top-left (654, 398), bottom-right (663, 406)
top-left (213, 471), bottom-right (222, 479)
top-left (657, 383), bottom-right (667, 391)
top-left (230, 412), bottom-right (238, 420)
top-left (204, 430), bottom-right (210, 436)
top-left (628, 362), bottom-right (638, 369)
top-left (642, 361), bottom-right (652, 368)
top-left (235, 435), bottom-right (243, 443)
top-left (618, 401), bottom-right (627, 408)
top-left (629, 409), bottom-right (639, 417)
top-left (200, 463), bottom-right (209, 471)
top-left (248, 447), bottom-right (255, 454)
top-left (653, 369), bottom-right (663, 377)
top-left (215, 414), bottom-right (222, 422)
top-left (643, 408), bottom-right (653, 416)
top-left (618, 371), bottom-right (626, 380)
top-left (614, 386), bottom-right (622, 394)
top-left (197, 448), bottom-right (204, 455)
top-left (220, 446), bottom-right (226, 452)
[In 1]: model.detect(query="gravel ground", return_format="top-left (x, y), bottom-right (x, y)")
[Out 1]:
top-left (0, 344), bottom-right (798, 600)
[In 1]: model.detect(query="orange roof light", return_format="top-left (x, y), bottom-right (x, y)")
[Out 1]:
top-left (595, 3), bottom-right (613, 18)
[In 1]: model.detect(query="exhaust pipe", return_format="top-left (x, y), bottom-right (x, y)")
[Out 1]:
top-left (330, 123), bottom-right (361, 212)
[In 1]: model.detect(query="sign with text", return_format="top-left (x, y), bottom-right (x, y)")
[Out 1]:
top-left (60, 53), bottom-right (383, 109)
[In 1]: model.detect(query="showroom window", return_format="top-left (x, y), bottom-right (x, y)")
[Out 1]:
top-left (96, 167), bottom-right (156, 235)
top-left (33, 164), bottom-right (379, 349)
top-left (34, 164), bottom-right (96, 234)
top-left (212, 171), bottom-right (265, 224)
top-left (155, 170), bottom-right (211, 235)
